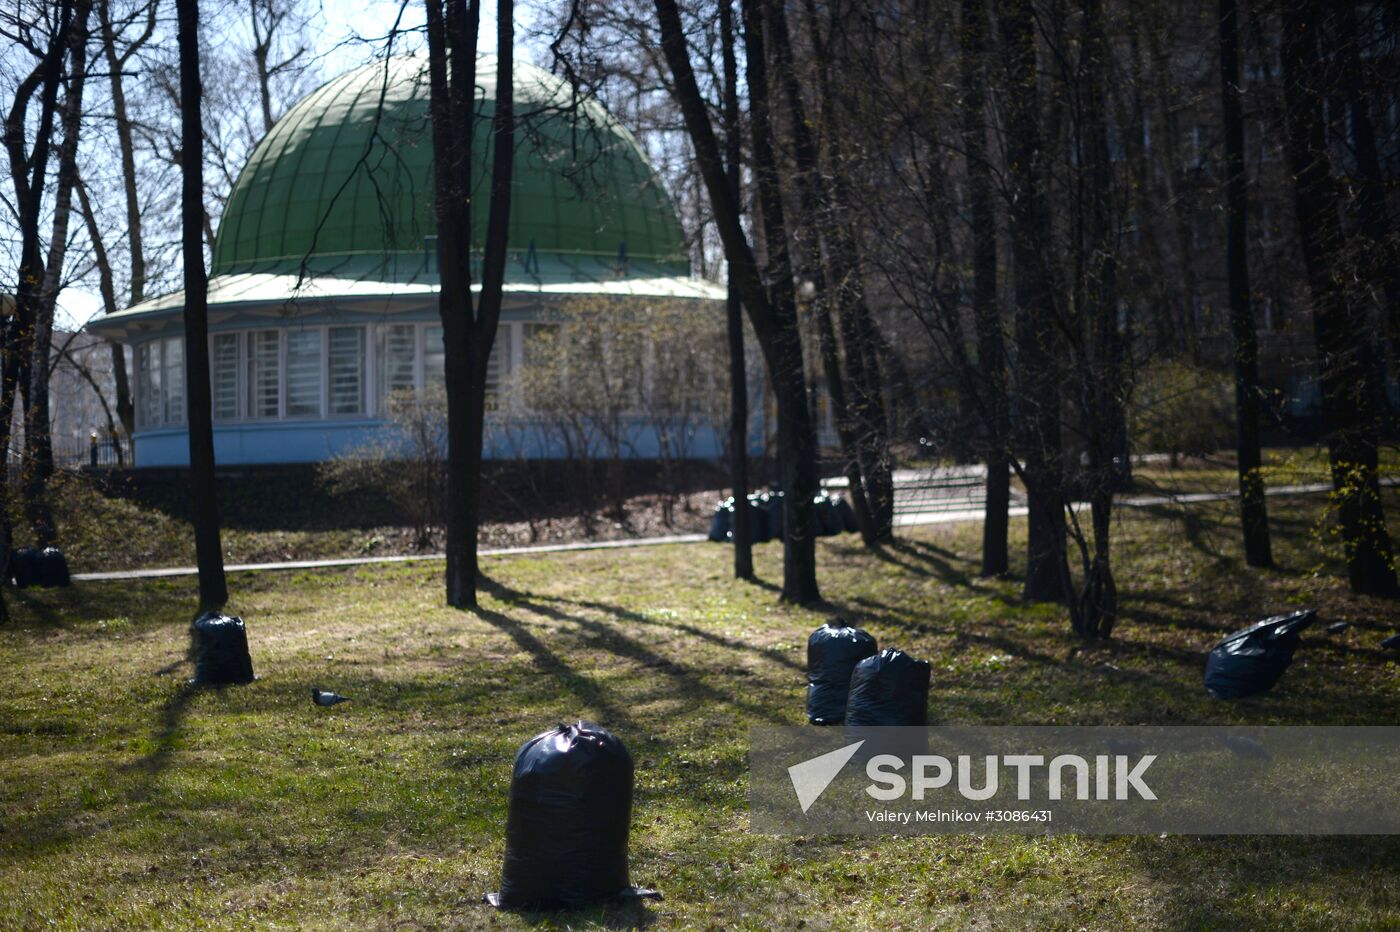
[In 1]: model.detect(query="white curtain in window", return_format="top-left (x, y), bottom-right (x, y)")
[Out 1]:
top-left (378, 324), bottom-right (417, 403)
top-left (136, 343), bottom-right (159, 427)
top-left (423, 325), bottom-right (510, 409)
top-left (163, 338), bottom-right (185, 424)
top-left (328, 326), bottom-right (365, 415)
top-left (212, 333), bottom-right (239, 420)
top-left (285, 329), bottom-right (322, 417)
top-left (484, 326), bottom-right (510, 411)
top-left (248, 330), bottom-right (280, 418)
top-left (424, 325), bottom-right (445, 385)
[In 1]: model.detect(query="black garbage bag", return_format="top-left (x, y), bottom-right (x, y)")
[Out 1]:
top-left (490, 722), bottom-right (657, 910)
top-left (760, 491), bottom-right (784, 541)
top-left (9, 548), bottom-right (38, 589)
top-left (708, 498), bottom-right (734, 542)
top-left (190, 612), bottom-right (256, 685)
top-left (807, 619), bottom-right (878, 725)
top-left (833, 493), bottom-right (859, 533)
top-left (746, 493), bottom-right (773, 543)
top-left (812, 493), bottom-right (843, 536)
top-left (845, 649), bottom-right (931, 727)
top-left (35, 547), bottom-right (70, 588)
top-left (1204, 609), bottom-right (1316, 700)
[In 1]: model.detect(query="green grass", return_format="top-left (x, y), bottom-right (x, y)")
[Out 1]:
top-left (1130, 446), bottom-right (1400, 496)
top-left (3, 493), bottom-right (1400, 929)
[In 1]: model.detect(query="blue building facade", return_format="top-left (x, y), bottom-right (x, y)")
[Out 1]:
top-left (88, 55), bottom-right (738, 467)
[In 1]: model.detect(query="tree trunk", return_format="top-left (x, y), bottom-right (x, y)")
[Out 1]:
top-left (99, 0), bottom-right (152, 436)
top-left (1281, 1), bottom-right (1397, 596)
top-left (654, 0), bottom-right (820, 603)
top-left (961, 0), bottom-right (1009, 577)
top-left (742, 0), bottom-right (822, 601)
top-left (426, 0), bottom-right (512, 609)
top-left (801, 0), bottom-right (895, 543)
top-left (426, 0), bottom-right (480, 608)
top-left (1219, 0), bottom-right (1273, 568)
top-left (468, 0), bottom-right (514, 599)
top-left (75, 176), bottom-right (127, 464)
top-left (764, 0), bottom-right (878, 543)
top-left (1074, 0), bottom-right (1122, 638)
top-left (176, 0), bottom-right (229, 610)
top-left (721, 0), bottom-right (753, 580)
top-left (999, 0), bottom-right (1067, 603)
top-left (1335, 3), bottom-right (1400, 365)
top-left (26, 0), bottom-right (93, 547)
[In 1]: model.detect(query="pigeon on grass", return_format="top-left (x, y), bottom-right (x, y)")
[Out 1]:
top-left (311, 687), bottom-right (351, 707)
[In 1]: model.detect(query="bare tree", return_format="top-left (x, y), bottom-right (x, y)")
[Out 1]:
top-left (24, 0), bottom-right (93, 547)
top-left (998, 0), bottom-right (1069, 604)
top-left (424, 0), bottom-right (515, 609)
top-left (960, 0), bottom-right (1009, 577)
top-left (95, 0), bottom-right (159, 436)
top-left (247, 0), bottom-right (310, 133)
top-left (176, 0), bottom-right (228, 609)
top-left (1219, 0), bottom-right (1272, 568)
top-left (719, 0), bottom-right (753, 580)
top-left (653, 0), bottom-right (823, 603)
top-left (1280, 0), bottom-right (1396, 597)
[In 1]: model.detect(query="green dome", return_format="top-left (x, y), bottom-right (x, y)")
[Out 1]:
top-left (212, 55), bottom-right (688, 283)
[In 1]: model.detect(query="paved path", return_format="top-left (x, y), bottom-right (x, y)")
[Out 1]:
top-left (71, 477), bottom-right (1384, 583)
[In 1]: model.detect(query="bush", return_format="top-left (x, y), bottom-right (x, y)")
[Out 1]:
top-left (318, 385), bottom-right (446, 548)
top-left (1129, 361), bottom-right (1235, 462)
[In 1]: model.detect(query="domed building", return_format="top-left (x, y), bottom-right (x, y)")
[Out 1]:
top-left (88, 55), bottom-right (727, 466)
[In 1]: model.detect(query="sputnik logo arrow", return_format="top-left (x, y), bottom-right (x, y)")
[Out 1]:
top-left (788, 740), bottom-right (865, 813)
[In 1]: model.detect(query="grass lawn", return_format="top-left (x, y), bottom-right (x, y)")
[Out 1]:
top-left (3, 492), bottom-right (1400, 929)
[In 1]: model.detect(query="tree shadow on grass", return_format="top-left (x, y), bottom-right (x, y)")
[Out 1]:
top-left (1125, 835), bottom-right (1400, 929)
top-left (479, 576), bottom-right (790, 725)
top-left (470, 601), bottom-right (640, 733)
top-left (521, 589), bottom-right (805, 675)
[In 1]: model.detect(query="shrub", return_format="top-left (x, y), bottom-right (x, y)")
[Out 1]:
top-left (1129, 360), bottom-right (1235, 463)
top-left (318, 385), bottom-right (446, 548)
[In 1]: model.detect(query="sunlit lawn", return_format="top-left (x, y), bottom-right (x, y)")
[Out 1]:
top-left (3, 490), bottom-right (1400, 929)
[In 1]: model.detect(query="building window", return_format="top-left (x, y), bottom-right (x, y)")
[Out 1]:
top-left (485, 326), bottom-right (511, 411)
top-left (423, 324), bottom-right (511, 410)
top-left (328, 326), bottom-right (365, 415)
top-left (378, 323), bottom-right (418, 404)
top-left (135, 338), bottom-right (187, 429)
top-left (162, 337), bottom-right (184, 424)
top-left (424, 325), bottom-right (445, 384)
top-left (285, 329), bottom-right (323, 417)
top-left (137, 343), bottom-right (158, 427)
top-left (248, 330), bottom-right (281, 418)
top-left (212, 333), bottom-right (239, 420)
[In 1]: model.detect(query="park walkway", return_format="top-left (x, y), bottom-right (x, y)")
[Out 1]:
top-left (70, 475), bottom-right (1386, 583)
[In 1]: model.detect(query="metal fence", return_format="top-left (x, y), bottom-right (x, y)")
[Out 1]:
top-left (7, 436), bottom-right (133, 468)
top-left (824, 465), bottom-right (1011, 523)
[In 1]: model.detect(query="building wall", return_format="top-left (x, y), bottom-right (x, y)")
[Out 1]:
top-left (124, 298), bottom-right (757, 466)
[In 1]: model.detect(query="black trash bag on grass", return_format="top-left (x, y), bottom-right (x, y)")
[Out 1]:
top-left (833, 494), bottom-right (859, 533)
top-left (1204, 609), bottom-right (1316, 700)
top-left (489, 722), bottom-right (658, 910)
top-left (845, 649), bottom-right (931, 727)
top-left (36, 547), bottom-right (70, 588)
top-left (760, 491), bottom-right (784, 541)
top-left (9, 548), bottom-right (38, 588)
top-left (708, 498), bottom-right (734, 542)
top-left (746, 493), bottom-right (773, 543)
top-left (812, 493), bottom-right (843, 536)
top-left (807, 620), bottom-right (878, 725)
top-left (190, 612), bottom-right (256, 685)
